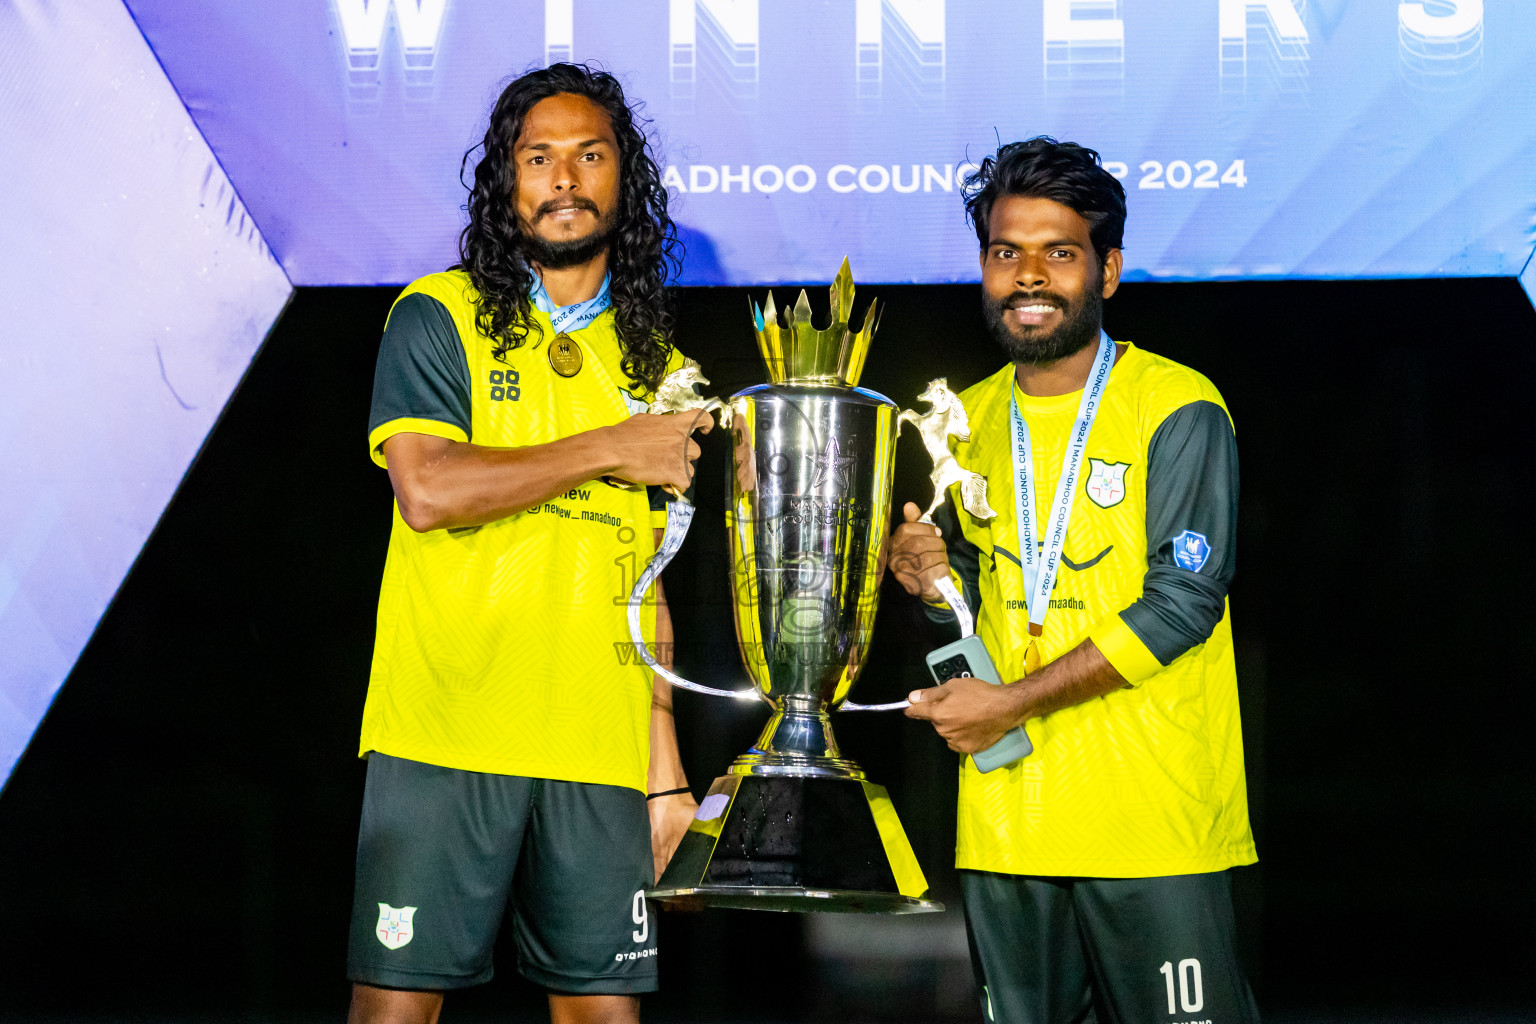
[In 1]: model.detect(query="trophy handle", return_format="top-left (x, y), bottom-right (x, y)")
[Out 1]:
top-left (627, 500), bottom-right (761, 703)
top-left (839, 697), bottom-right (910, 712)
top-left (840, 566), bottom-right (975, 713)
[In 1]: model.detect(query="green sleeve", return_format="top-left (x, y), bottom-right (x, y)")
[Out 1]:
top-left (1117, 400), bottom-right (1238, 665)
top-left (368, 293), bottom-right (472, 457)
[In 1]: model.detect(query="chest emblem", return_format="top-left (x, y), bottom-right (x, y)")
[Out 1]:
top-left (549, 332), bottom-right (583, 377)
top-left (487, 367), bottom-right (520, 402)
top-left (1084, 459), bottom-right (1129, 508)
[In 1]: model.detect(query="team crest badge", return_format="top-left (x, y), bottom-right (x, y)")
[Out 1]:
top-left (1172, 530), bottom-right (1211, 572)
top-left (1085, 459), bottom-right (1129, 508)
top-left (376, 903), bottom-right (417, 950)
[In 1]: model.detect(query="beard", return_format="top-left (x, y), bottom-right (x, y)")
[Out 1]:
top-left (521, 198), bottom-right (616, 270)
top-left (983, 276), bottom-right (1104, 366)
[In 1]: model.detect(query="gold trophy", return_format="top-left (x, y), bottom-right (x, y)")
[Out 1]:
top-left (631, 260), bottom-right (990, 913)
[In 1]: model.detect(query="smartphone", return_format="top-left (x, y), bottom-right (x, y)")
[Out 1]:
top-left (924, 635), bottom-right (1033, 772)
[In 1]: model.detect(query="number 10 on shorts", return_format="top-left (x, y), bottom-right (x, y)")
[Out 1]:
top-left (1160, 958), bottom-right (1204, 1014)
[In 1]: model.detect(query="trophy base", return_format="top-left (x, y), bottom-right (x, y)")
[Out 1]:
top-left (647, 771), bottom-right (942, 914)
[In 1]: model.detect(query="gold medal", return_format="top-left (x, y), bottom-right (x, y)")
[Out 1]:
top-left (548, 332), bottom-right (583, 377)
top-left (1023, 623), bottom-right (1043, 675)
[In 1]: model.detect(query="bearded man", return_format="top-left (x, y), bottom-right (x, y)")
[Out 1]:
top-left (346, 64), bottom-right (707, 1024)
top-left (889, 138), bottom-right (1262, 1023)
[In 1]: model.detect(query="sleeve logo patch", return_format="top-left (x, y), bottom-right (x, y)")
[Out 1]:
top-left (375, 903), bottom-right (417, 949)
top-left (1085, 459), bottom-right (1129, 508)
top-left (1173, 530), bottom-right (1211, 572)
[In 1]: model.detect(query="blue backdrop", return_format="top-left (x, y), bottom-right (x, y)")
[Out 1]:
top-left (124, 0), bottom-right (1536, 288)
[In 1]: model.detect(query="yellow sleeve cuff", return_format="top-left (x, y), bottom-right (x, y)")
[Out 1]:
top-left (1087, 614), bottom-right (1165, 686)
top-left (368, 417), bottom-right (470, 468)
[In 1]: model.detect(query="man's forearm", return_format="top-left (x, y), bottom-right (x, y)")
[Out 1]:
top-left (385, 429), bottom-right (621, 532)
top-left (647, 575), bottom-right (689, 793)
top-left (648, 679), bottom-right (688, 793)
top-left (905, 637), bottom-right (1131, 753)
top-left (1004, 639), bottom-right (1129, 723)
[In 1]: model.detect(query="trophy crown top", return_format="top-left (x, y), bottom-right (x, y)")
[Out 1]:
top-left (750, 257), bottom-right (881, 387)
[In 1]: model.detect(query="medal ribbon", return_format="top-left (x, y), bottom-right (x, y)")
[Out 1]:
top-left (528, 271), bottom-right (611, 333)
top-left (1009, 331), bottom-right (1116, 657)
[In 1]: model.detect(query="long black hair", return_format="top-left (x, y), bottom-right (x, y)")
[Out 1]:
top-left (962, 137), bottom-right (1127, 263)
top-left (456, 63), bottom-right (680, 392)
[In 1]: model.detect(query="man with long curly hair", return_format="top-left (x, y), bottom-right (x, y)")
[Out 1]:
top-left (346, 64), bottom-right (708, 1024)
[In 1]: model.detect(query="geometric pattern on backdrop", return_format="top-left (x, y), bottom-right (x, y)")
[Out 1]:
top-left (0, 0), bottom-right (293, 789)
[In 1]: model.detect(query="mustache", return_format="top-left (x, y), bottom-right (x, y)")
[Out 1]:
top-left (534, 196), bottom-right (600, 220)
top-left (999, 290), bottom-right (1071, 309)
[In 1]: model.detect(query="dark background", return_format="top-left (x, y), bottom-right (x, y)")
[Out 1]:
top-left (1, 277), bottom-right (1532, 1022)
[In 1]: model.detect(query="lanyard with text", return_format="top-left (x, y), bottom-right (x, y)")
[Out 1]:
top-left (528, 271), bottom-right (612, 332)
top-left (1009, 330), bottom-right (1116, 674)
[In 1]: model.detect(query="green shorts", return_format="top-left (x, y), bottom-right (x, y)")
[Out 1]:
top-left (961, 869), bottom-right (1260, 1024)
top-left (347, 753), bottom-right (658, 994)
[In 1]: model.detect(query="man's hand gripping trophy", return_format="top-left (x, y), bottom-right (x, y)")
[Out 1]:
top-left (890, 379), bottom-right (995, 621)
top-left (648, 360), bottom-right (733, 500)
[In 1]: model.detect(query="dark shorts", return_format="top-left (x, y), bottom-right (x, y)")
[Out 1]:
top-left (347, 753), bottom-right (658, 994)
top-left (961, 869), bottom-right (1260, 1024)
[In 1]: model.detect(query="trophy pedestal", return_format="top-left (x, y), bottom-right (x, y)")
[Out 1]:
top-left (648, 769), bottom-right (943, 914)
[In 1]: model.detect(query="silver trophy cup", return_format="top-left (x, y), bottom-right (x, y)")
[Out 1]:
top-left (644, 260), bottom-right (941, 914)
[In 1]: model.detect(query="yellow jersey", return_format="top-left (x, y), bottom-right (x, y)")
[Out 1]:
top-left (361, 270), bottom-right (685, 792)
top-left (944, 343), bottom-right (1258, 877)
